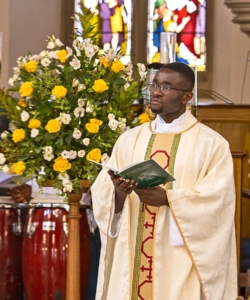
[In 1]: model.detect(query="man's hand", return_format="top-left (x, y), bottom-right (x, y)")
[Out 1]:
top-left (9, 184), bottom-right (32, 203)
top-left (134, 186), bottom-right (169, 207)
top-left (107, 170), bottom-right (138, 213)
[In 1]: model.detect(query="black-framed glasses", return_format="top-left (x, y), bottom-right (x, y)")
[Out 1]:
top-left (147, 82), bottom-right (191, 94)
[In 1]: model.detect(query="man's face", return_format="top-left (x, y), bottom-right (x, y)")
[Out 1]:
top-left (150, 68), bottom-right (192, 123)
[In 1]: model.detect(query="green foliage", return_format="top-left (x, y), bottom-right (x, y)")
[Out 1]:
top-left (0, 6), bottom-right (148, 200)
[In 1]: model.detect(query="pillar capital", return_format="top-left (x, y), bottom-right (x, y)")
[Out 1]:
top-left (224, 0), bottom-right (250, 37)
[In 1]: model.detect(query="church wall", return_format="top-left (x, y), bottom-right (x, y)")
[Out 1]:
top-left (0, 0), bottom-right (62, 87)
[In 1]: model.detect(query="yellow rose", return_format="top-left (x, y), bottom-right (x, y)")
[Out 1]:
top-left (12, 128), bottom-right (26, 143)
top-left (92, 79), bottom-right (109, 93)
top-left (12, 161), bottom-right (26, 175)
top-left (18, 99), bottom-right (28, 108)
top-left (86, 148), bottom-right (102, 162)
top-left (24, 61), bottom-right (38, 72)
top-left (19, 82), bottom-right (33, 97)
top-left (28, 118), bottom-right (41, 129)
top-left (9, 165), bottom-right (15, 175)
top-left (45, 119), bottom-right (61, 133)
top-left (89, 118), bottom-right (103, 126)
top-left (138, 112), bottom-right (150, 124)
top-left (56, 50), bottom-right (68, 63)
top-left (52, 86), bottom-right (67, 98)
top-left (100, 56), bottom-right (111, 68)
top-left (111, 60), bottom-right (125, 73)
top-left (85, 122), bottom-right (100, 133)
top-left (53, 156), bottom-right (71, 173)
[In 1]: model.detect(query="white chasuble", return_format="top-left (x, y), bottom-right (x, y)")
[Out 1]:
top-left (91, 111), bottom-right (237, 300)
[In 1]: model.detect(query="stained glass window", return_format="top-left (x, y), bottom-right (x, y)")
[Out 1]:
top-left (74, 0), bottom-right (133, 64)
top-left (147, 0), bottom-right (207, 72)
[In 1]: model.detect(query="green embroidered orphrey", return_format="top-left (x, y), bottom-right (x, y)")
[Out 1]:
top-left (131, 133), bottom-right (181, 300)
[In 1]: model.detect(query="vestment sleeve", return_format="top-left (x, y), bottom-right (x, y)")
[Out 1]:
top-left (167, 138), bottom-right (236, 298)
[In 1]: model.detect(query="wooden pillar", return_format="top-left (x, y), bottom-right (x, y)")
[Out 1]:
top-left (66, 193), bottom-right (82, 300)
top-left (66, 180), bottom-right (89, 300)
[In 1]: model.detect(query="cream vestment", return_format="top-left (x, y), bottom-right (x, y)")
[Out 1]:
top-left (91, 111), bottom-right (237, 300)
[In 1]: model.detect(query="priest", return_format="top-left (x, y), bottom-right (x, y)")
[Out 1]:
top-left (91, 62), bottom-right (237, 300)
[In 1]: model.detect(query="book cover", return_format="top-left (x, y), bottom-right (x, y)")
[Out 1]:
top-left (89, 159), bottom-right (175, 189)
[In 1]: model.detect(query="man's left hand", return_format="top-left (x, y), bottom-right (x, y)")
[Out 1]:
top-left (134, 186), bottom-right (169, 207)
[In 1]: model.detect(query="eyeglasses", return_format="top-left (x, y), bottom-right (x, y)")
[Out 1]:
top-left (147, 82), bottom-right (191, 94)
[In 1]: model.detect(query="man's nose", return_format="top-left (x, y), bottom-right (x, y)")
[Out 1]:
top-left (152, 86), bottom-right (163, 96)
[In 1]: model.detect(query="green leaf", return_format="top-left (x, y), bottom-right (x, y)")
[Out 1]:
top-left (44, 132), bottom-right (57, 140)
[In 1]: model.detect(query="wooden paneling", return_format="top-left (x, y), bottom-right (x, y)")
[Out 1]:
top-left (232, 153), bottom-right (246, 271)
top-left (195, 104), bottom-right (250, 237)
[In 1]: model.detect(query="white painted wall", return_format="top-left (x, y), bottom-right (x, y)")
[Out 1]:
top-left (209, 0), bottom-right (250, 104)
top-left (0, 0), bottom-right (62, 87)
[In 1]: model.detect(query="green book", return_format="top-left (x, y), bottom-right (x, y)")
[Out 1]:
top-left (89, 159), bottom-right (175, 189)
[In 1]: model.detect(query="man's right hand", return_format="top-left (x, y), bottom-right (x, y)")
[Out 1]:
top-left (107, 170), bottom-right (138, 213)
top-left (9, 184), bottom-right (32, 203)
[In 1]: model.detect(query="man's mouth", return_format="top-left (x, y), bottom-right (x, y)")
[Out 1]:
top-left (150, 98), bottom-right (162, 105)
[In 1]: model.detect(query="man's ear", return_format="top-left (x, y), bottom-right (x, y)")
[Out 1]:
top-left (182, 92), bottom-right (193, 104)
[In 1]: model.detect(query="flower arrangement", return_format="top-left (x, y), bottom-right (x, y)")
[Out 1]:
top-left (0, 6), bottom-right (148, 199)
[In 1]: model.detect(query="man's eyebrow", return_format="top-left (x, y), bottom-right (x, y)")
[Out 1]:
top-left (153, 80), bottom-right (173, 85)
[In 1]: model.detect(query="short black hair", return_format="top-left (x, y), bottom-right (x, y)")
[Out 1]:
top-left (160, 62), bottom-right (195, 89)
top-left (147, 62), bottom-right (165, 70)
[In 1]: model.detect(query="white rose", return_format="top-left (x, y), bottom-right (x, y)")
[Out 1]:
top-left (73, 128), bottom-right (82, 139)
top-left (9, 122), bottom-right (16, 132)
top-left (72, 78), bottom-right (79, 88)
top-left (44, 146), bottom-right (53, 154)
top-left (31, 129), bottom-right (39, 138)
top-left (105, 48), bottom-right (116, 61)
top-left (55, 39), bottom-right (64, 47)
top-left (66, 47), bottom-right (73, 57)
top-left (61, 113), bottom-right (71, 125)
top-left (108, 113), bottom-right (115, 120)
top-left (108, 119), bottom-right (119, 131)
top-left (2, 164), bottom-right (9, 174)
top-left (41, 58), bottom-right (51, 67)
top-left (62, 179), bottom-right (73, 192)
top-left (77, 84), bottom-right (85, 92)
top-left (58, 173), bottom-right (69, 180)
top-left (47, 41), bottom-right (55, 49)
top-left (137, 63), bottom-right (146, 72)
top-left (21, 111), bottom-right (30, 122)
top-left (61, 150), bottom-right (70, 159)
top-left (118, 122), bottom-right (126, 132)
top-left (78, 98), bottom-right (85, 107)
top-left (70, 57), bottom-right (81, 70)
top-left (78, 150), bottom-right (86, 158)
top-left (48, 51), bottom-right (56, 59)
top-left (39, 50), bottom-right (47, 58)
top-left (69, 150), bottom-right (77, 160)
top-left (82, 138), bottom-right (90, 146)
top-left (8, 77), bottom-right (14, 86)
top-left (1, 131), bottom-right (8, 139)
top-left (86, 106), bottom-right (93, 113)
top-left (44, 153), bottom-right (54, 161)
top-left (0, 153), bottom-right (6, 165)
top-left (85, 45), bottom-right (99, 58)
top-left (74, 107), bottom-right (85, 118)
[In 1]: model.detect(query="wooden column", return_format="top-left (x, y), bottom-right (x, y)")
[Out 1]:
top-left (66, 193), bottom-right (82, 300)
top-left (66, 181), bottom-right (90, 300)
top-left (232, 152), bottom-right (246, 272)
